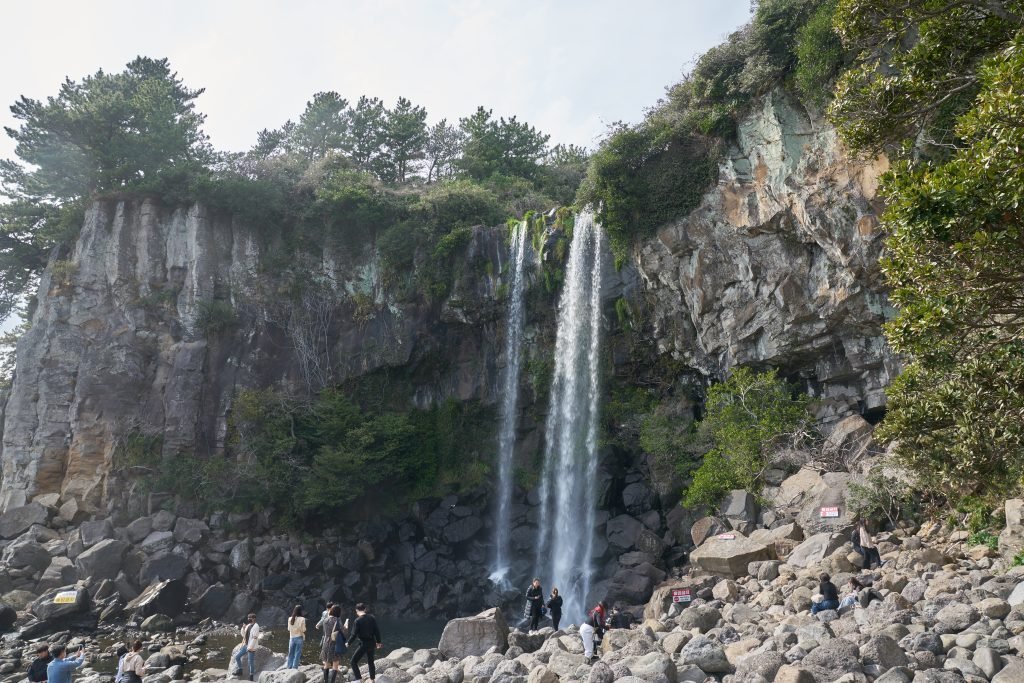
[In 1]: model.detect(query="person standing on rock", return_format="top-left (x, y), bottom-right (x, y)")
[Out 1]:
top-left (580, 601), bottom-right (607, 661)
top-left (525, 578), bottom-right (544, 631)
top-left (858, 519), bottom-right (882, 569)
top-left (546, 587), bottom-right (563, 630)
top-left (119, 641), bottom-right (145, 683)
top-left (811, 573), bottom-right (840, 614)
top-left (287, 605), bottom-right (307, 669)
top-left (46, 645), bottom-right (86, 683)
top-left (349, 603), bottom-right (382, 683)
top-left (319, 604), bottom-right (345, 683)
top-left (317, 602), bottom-right (335, 630)
top-left (235, 613), bottom-right (261, 681)
top-left (27, 643), bottom-right (52, 683)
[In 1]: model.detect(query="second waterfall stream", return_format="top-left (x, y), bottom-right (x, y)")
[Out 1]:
top-left (535, 209), bottom-right (605, 624)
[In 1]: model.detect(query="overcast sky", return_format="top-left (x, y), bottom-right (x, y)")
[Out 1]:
top-left (0, 0), bottom-right (751, 159)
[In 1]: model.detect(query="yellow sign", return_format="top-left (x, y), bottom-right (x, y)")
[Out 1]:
top-left (53, 591), bottom-right (78, 604)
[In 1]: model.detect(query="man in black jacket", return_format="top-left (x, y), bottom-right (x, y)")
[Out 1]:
top-left (27, 644), bottom-right (52, 683)
top-left (525, 578), bottom-right (543, 631)
top-left (349, 603), bottom-right (382, 683)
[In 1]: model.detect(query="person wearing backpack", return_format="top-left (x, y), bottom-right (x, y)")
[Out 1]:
top-left (287, 605), bottom-right (307, 669)
top-left (319, 604), bottom-right (346, 683)
top-left (27, 643), bottom-right (52, 683)
top-left (119, 641), bottom-right (145, 683)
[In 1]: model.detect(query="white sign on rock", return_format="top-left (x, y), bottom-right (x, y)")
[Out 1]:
top-left (53, 590), bottom-right (78, 604)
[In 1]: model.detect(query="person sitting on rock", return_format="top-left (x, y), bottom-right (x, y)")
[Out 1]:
top-left (46, 645), bottom-right (86, 683)
top-left (525, 578), bottom-right (544, 631)
top-left (235, 613), bottom-right (260, 681)
top-left (609, 605), bottom-right (633, 629)
top-left (838, 577), bottom-right (865, 609)
top-left (811, 573), bottom-right (840, 614)
top-left (27, 643), bottom-right (52, 683)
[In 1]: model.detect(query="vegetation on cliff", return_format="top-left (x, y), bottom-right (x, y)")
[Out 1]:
top-left (576, 0), bottom-right (846, 263)
top-left (0, 58), bottom-right (588, 323)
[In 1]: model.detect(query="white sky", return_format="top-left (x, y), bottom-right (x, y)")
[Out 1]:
top-left (0, 0), bottom-right (752, 158)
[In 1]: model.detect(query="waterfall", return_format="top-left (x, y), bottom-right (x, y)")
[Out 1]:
top-left (535, 209), bottom-right (605, 624)
top-left (490, 220), bottom-right (529, 585)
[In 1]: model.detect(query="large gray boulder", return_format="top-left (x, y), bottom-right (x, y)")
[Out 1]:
top-left (719, 490), bottom-right (759, 534)
top-left (679, 635), bottom-right (731, 673)
top-left (173, 517), bottom-right (209, 545)
top-left (607, 515), bottom-right (645, 551)
top-left (79, 519), bottom-right (114, 548)
top-left (139, 552), bottom-right (189, 584)
top-left (438, 607), bottom-right (508, 659)
top-left (2, 538), bottom-right (51, 572)
top-left (786, 532), bottom-right (845, 569)
top-left (31, 585), bottom-right (88, 623)
top-left (74, 538), bottom-right (128, 581)
top-left (0, 504), bottom-right (49, 539)
top-left (126, 579), bottom-right (188, 618)
top-left (607, 562), bottom-right (666, 605)
top-left (689, 532), bottom-right (769, 576)
top-left (197, 583), bottom-right (234, 619)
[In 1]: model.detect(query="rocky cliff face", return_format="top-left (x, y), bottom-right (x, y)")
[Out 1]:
top-left (0, 200), bottom-right (514, 513)
top-left (634, 89), bottom-right (897, 424)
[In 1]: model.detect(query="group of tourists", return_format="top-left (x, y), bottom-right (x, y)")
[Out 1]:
top-left (314, 602), bottom-right (382, 683)
top-left (525, 579), bottom-right (631, 662)
top-left (27, 643), bottom-right (89, 683)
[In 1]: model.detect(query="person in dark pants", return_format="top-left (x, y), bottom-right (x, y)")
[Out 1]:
top-left (811, 573), bottom-right (840, 614)
top-left (546, 587), bottom-right (563, 631)
top-left (526, 578), bottom-right (544, 631)
top-left (349, 603), bottom-right (381, 683)
top-left (27, 644), bottom-right (52, 683)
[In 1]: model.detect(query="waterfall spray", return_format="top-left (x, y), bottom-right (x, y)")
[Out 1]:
top-left (535, 209), bottom-right (605, 623)
top-left (490, 220), bottom-right (529, 585)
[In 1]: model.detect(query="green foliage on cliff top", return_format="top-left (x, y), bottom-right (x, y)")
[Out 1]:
top-left (577, 0), bottom-right (844, 263)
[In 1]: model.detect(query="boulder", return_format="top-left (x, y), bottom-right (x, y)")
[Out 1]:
top-left (126, 579), bottom-right (188, 618)
top-left (31, 585), bottom-right (88, 622)
top-left (0, 503), bottom-right (49, 539)
top-left (0, 602), bottom-right (16, 632)
top-left (786, 532), bottom-right (845, 569)
top-left (622, 482), bottom-right (655, 516)
top-left (689, 532), bottom-right (769, 576)
top-left (690, 517), bottom-right (729, 547)
top-left (37, 557), bottom-right (77, 591)
top-left (173, 517), bottom-right (210, 545)
top-left (141, 613), bottom-right (174, 632)
top-left (79, 519), bottom-right (114, 548)
top-left (258, 671), bottom-right (306, 683)
top-left (198, 583), bottom-right (235, 619)
top-left (679, 635), bottom-right (731, 673)
top-left (152, 510), bottom-right (177, 532)
top-left (125, 517), bottom-right (154, 544)
top-left (140, 531), bottom-right (175, 554)
top-left (607, 515), bottom-right (645, 551)
top-left (3, 539), bottom-right (51, 572)
top-left (139, 551), bottom-right (190, 584)
top-left (230, 539), bottom-right (255, 574)
top-left (438, 608), bottom-right (508, 659)
top-left (75, 538), bottom-right (128, 581)
top-left (719, 490), bottom-right (759, 534)
top-left (607, 563), bottom-right (666, 605)
top-left (823, 414), bottom-right (873, 460)
top-left (800, 638), bottom-right (863, 681)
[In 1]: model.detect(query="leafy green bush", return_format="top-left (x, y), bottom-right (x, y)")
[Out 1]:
top-left (195, 300), bottom-right (237, 335)
top-left (578, 0), bottom-right (833, 263)
top-left (847, 464), bottom-right (918, 527)
top-left (794, 1), bottom-right (844, 105)
top-left (683, 367), bottom-right (813, 511)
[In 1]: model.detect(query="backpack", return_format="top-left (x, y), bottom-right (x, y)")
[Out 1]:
top-left (332, 618), bottom-right (347, 654)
